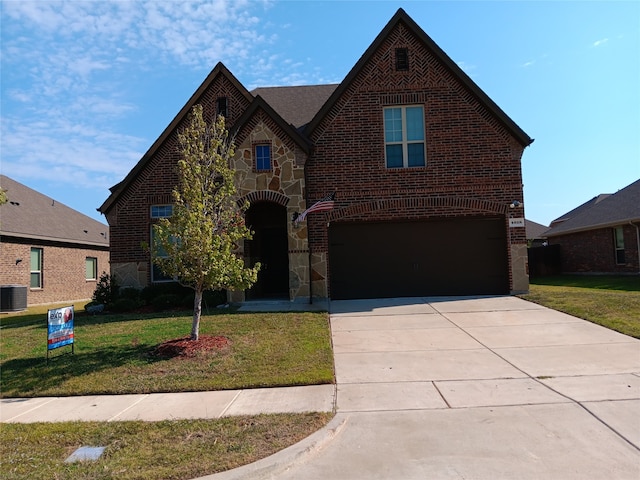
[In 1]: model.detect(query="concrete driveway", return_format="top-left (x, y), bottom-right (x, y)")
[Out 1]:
top-left (211, 296), bottom-right (640, 480)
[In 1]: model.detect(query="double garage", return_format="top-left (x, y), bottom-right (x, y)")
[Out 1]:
top-left (328, 217), bottom-right (509, 300)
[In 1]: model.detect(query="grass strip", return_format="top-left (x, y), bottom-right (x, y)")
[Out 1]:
top-left (1, 413), bottom-right (333, 480)
top-left (521, 276), bottom-right (640, 338)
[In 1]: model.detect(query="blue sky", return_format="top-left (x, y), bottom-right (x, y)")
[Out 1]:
top-left (1, 0), bottom-right (638, 227)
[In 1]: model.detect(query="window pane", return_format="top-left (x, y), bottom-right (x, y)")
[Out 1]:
top-left (30, 272), bottom-right (41, 289)
top-left (86, 258), bottom-right (97, 280)
top-left (384, 108), bottom-right (403, 142)
top-left (151, 205), bottom-right (173, 218)
top-left (386, 145), bottom-right (403, 168)
top-left (255, 145), bottom-right (271, 170)
top-left (406, 107), bottom-right (424, 141)
top-left (30, 248), bottom-right (41, 270)
top-left (614, 227), bottom-right (624, 249)
top-left (407, 143), bottom-right (426, 166)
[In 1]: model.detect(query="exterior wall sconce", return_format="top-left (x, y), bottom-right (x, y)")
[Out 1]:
top-left (15, 258), bottom-right (22, 265)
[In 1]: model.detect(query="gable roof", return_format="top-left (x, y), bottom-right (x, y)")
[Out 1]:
top-left (251, 84), bottom-right (338, 129)
top-left (544, 179), bottom-right (640, 237)
top-left (231, 95), bottom-right (313, 153)
top-left (305, 8), bottom-right (533, 147)
top-left (525, 219), bottom-right (548, 240)
top-left (0, 175), bottom-right (109, 247)
top-left (99, 62), bottom-right (253, 214)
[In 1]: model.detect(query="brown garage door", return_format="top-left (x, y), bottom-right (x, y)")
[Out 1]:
top-left (328, 217), bottom-right (508, 300)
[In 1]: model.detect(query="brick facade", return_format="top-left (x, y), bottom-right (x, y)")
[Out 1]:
top-left (548, 225), bottom-right (640, 274)
top-left (305, 20), bottom-right (528, 296)
top-left (0, 237), bottom-right (109, 306)
top-left (100, 9), bottom-right (532, 301)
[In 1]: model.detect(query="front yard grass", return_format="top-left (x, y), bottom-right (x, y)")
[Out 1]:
top-left (520, 275), bottom-right (640, 338)
top-left (0, 308), bottom-right (334, 398)
top-left (1, 413), bottom-right (333, 480)
top-left (1, 306), bottom-right (335, 479)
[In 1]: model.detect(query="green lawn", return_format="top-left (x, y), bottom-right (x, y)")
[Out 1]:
top-left (1, 305), bottom-right (335, 479)
top-left (521, 275), bottom-right (640, 338)
top-left (1, 308), bottom-right (334, 398)
top-left (1, 413), bottom-right (333, 480)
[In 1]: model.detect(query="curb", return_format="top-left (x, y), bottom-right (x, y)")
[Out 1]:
top-left (195, 414), bottom-right (348, 480)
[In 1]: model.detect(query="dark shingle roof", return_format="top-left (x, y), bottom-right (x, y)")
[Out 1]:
top-left (0, 175), bottom-right (109, 247)
top-left (251, 84), bottom-right (338, 129)
top-left (525, 219), bottom-right (548, 240)
top-left (544, 179), bottom-right (640, 237)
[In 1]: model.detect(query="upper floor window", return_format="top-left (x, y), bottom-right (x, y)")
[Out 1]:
top-left (395, 48), bottom-right (409, 71)
top-left (384, 106), bottom-right (425, 168)
top-left (30, 247), bottom-right (43, 289)
top-left (151, 205), bottom-right (173, 218)
top-left (217, 97), bottom-right (228, 118)
top-left (614, 226), bottom-right (625, 264)
top-left (85, 257), bottom-right (97, 281)
top-left (255, 144), bottom-right (272, 171)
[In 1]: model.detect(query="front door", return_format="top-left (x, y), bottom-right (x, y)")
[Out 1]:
top-left (245, 202), bottom-right (289, 299)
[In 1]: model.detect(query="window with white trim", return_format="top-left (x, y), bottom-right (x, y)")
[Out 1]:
top-left (30, 247), bottom-right (43, 289)
top-left (151, 205), bottom-right (173, 218)
top-left (384, 106), bottom-right (425, 168)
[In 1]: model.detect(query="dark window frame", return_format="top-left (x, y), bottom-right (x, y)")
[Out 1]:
top-left (614, 226), bottom-right (625, 264)
top-left (254, 143), bottom-right (272, 172)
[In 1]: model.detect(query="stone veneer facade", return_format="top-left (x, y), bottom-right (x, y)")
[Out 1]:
top-left (229, 118), bottom-right (318, 303)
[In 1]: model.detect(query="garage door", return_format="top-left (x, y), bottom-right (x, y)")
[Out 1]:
top-left (328, 217), bottom-right (508, 300)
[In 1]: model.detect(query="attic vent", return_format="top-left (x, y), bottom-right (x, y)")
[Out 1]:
top-left (395, 48), bottom-right (409, 71)
top-left (216, 97), bottom-right (228, 118)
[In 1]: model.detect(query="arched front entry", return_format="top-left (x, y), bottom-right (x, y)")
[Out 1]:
top-left (244, 202), bottom-right (289, 300)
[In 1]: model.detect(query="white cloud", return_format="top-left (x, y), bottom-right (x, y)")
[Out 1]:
top-left (593, 38), bottom-right (609, 47)
top-left (0, 0), bottom-right (322, 210)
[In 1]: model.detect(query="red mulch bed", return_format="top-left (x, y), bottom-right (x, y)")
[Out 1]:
top-left (153, 335), bottom-right (231, 359)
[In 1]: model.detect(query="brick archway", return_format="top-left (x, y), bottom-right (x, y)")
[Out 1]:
top-left (326, 196), bottom-right (510, 222)
top-left (238, 190), bottom-right (290, 208)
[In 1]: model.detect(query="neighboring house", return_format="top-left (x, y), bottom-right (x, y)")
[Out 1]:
top-left (526, 219), bottom-right (548, 247)
top-left (543, 179), bottom-right (640, 274)
top-left (0, 175), bottom-right (109, 308)
top-left (99, 9), bottom-right (533, 302)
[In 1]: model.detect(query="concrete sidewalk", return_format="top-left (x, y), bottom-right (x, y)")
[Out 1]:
top-left (0, 384), bottom-right (335, 423)
top-left (204, 296), bottom-right (640, 480)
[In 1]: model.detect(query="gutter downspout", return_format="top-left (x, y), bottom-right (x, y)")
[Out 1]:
top-left (632, 221), bottom-right (640, 275)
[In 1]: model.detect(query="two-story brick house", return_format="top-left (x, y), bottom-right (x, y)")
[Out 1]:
top-left (99, 9), bottom-right (533, 302)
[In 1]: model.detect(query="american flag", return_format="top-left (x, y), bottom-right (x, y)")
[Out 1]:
top-left (295, 192), bottom-right (336, 224)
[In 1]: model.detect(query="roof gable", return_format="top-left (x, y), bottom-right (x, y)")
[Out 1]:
top-left (231, 95), bottom-right (313, 154)
top-left (251, 84), bottom-right (338, 129)
top-left (99, 62), bottom-right (253, 215)
top-left (304, 8), bottom-right (533, 147)
top-left (0, 175), bottom-right (109, 247)
top-left (544, 179), bottom-right (640, 237)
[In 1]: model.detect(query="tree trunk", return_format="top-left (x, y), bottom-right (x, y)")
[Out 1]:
top-left (191, 288), bottom-right (203, 341)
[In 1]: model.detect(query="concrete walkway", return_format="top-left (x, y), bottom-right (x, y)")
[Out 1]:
top-left (205, 296), bottom-right (640, 480)
top-left (2, 296), bottom-right (639, 479)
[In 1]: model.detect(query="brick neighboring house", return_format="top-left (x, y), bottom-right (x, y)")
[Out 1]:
top-left (0, 175), bottom-right (110, 308)
top-left (99, 8), bottom-right (533, 302)
top-left (543, 179), bottom-right (640, 275)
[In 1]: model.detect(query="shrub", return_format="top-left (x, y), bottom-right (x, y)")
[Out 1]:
top-left (110, 297), bottom-right (143, 313)
top-left (150, 294), bottom-right (181, 311)
top-left (92, 272), bottom-right (119, 306)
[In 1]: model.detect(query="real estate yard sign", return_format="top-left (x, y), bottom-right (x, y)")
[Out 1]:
top-left (47, 305), bottom-right (74, 360)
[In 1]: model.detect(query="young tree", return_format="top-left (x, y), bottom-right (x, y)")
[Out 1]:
top-left (151, 104), bottom-right (260, 340)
